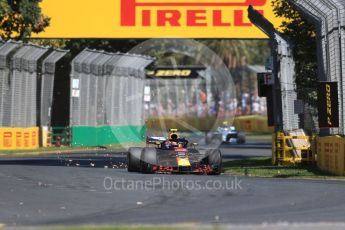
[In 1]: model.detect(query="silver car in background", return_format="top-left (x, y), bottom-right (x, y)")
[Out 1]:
top-left (206, 125), bottom-right (246, 145)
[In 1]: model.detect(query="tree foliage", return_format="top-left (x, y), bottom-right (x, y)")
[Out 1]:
top-left (63, 39), bottom-right (144, 58)
top-left (62, 39), bottom-right (270, 69)
top-left (202, 39), bottom-right (270, 68)
top-left (0, 0), bottom-right (50, 40)
top-left (272, 0), bottom-right (318, 104)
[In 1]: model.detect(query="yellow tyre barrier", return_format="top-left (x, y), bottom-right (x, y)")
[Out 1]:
top-left (0, 127), bottom-right (39, 150)
top-left (233, 115), bottom-right (274, 133)
top-left (272, 131), bottom-right (316, 166)
top-left (317, 136), bottom-right (345, 176)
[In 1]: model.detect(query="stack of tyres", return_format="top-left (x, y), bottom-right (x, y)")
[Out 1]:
top-left (317, 136), bottom-right (345, 176)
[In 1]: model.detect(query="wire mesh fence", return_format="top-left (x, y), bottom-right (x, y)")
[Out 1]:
top-left (11, 44), bottom-right (49, 127)
top-left (295, 87), bottom-right (319, 134)
top-left (0, 41), bottom-right (70, 129)
top-left (0, 41), bottom-right (20, 127)
top-left (70, 49), bottom-right (153, 128)
top-left (40, 49), bottom-right (68, 127)
top-left (289, 0), bottom-right (345, 135)
top-left (276, 33), bottom-right (300, 132)
top-left (145, 78), bottom-right (203, 118)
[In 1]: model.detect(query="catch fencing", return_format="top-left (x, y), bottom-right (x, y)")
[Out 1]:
top-left (0, 41), bottom-right (68, 128)
top-left (40, 49), bottom-right (68, 126)
top-left (70, 49), bottom-right (153, 146)
top-left (145, 78), bottom-right (203, 118)
top-left (0, 41), bottom-right (68, 149)
top-left (0, 41), bottom-right (155, 148)
top-left (288, 0), bottom-right (345, 135)
top-left (248, 6), bottom-right (300, 132)
top-left (0, 41), bottom-right (20, 127)
top-left (10, 43), bottom-right (49, 127)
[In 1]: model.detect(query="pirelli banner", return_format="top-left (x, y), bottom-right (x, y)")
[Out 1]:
top-left (318, 82), bottom-right (339, 128)
top-left (36, 0), bottom-right (282, 38)
top-left (0, 128), bottom-right (39, 150)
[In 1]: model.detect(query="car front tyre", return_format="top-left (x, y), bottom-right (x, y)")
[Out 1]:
top-left (128, 148), bottom-right (142, 172)
top-left (208, 149), bottom-right (222, 175)
top-left (140, 148), bottom-right (157, 174)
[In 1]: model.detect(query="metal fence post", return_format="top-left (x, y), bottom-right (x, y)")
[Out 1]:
top-left (248, 6), bottom-right (300, 132)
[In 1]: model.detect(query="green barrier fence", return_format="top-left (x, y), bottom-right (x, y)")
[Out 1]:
top-left (51, 127), bottom-right (71, 146)
top-left (71, 125), bottom-right (146, 147)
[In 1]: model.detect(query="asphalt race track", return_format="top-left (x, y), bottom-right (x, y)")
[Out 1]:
top-left (0, 145), bottom-right (345, 227)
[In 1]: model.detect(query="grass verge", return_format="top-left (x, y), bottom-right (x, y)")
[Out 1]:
top-left (223, 157), bottom-right (345, 179)
top-left (245, 133), bottom-right (272, 141)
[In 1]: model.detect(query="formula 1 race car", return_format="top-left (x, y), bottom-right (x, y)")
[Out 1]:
top-left (206, 123), bottom-right (246, 145)
top-left (127, 129), bottom-right (222, 175)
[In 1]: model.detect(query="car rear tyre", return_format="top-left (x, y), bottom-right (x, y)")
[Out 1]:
top-left (205, 133), bottom-right (213, 145)
top-left (208, 149), bottom-right (222, 175)
top-left (140, 148), bottom-right (157, 174)
top-left (128, 148), bottom-right (142, 172)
